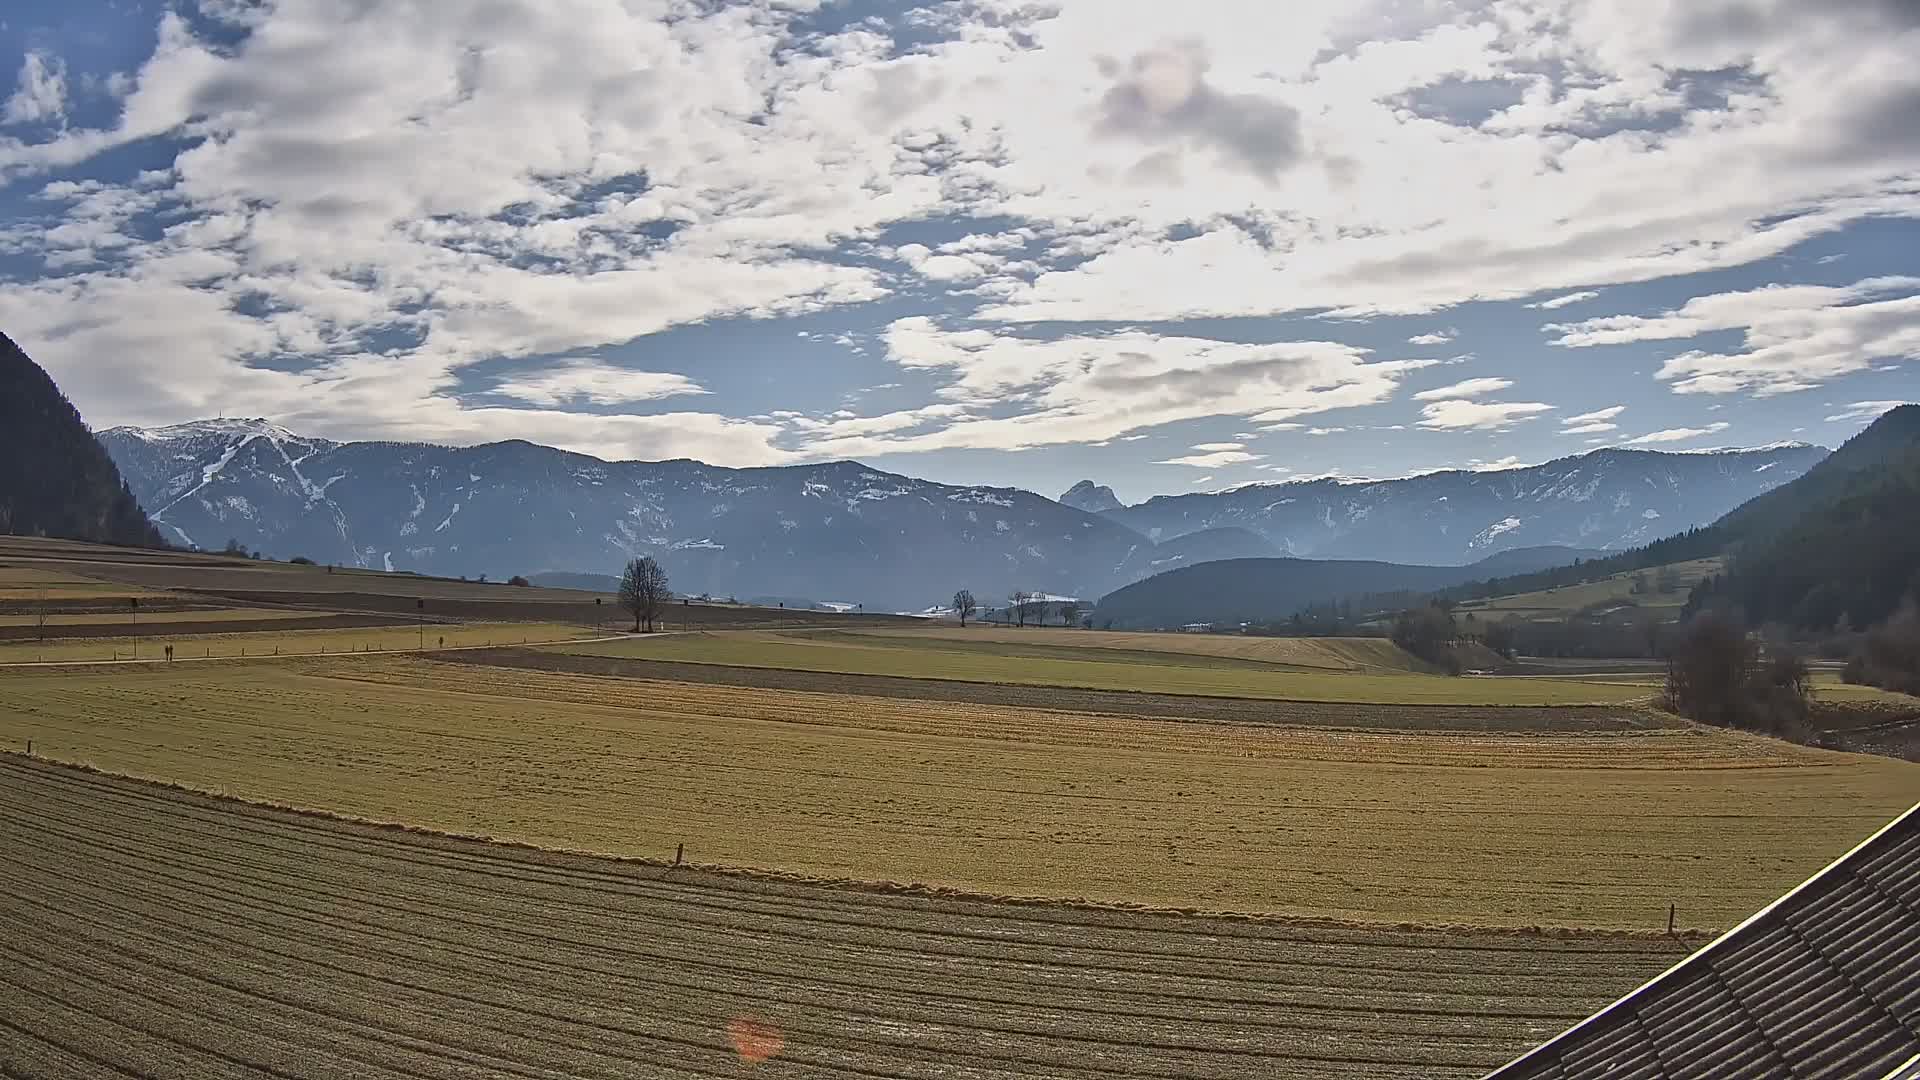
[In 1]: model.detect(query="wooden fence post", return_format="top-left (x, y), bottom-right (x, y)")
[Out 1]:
top-left (675, 843), bottom-right (684, 866)
top-left (1668, 903), bottom-right (1676, 934)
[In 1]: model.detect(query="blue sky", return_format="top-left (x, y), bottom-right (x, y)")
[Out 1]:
top-left (1, 0), bottom-right (1916, 503)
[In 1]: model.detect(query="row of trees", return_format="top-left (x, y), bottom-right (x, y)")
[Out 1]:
top-left (949, 589), bottom-right (1085, 628)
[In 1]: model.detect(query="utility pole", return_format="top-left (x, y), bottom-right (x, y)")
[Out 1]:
top-left (417, 597), bottom-right (426, 649)
top-left (130, 597), bottom-right (139, 659)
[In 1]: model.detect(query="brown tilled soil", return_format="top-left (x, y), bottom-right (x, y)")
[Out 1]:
top-left (0, 754), bottom-right (1684, 1080)
top-left (445, 647), bottom-right (1675, 732)
top-left (0, 612), bottom-right (412, 640)
top-left (1812, 701), bottom-right (1920, 761)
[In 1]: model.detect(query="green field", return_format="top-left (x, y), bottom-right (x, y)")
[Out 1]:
top-left (546, 630), bottom-right (1652, 705)
top-left (1456, 557), bottom-right (1724, 620)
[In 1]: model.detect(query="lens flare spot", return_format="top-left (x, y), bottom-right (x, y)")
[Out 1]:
top-left (727, 1016), bottom-right (784, 1064)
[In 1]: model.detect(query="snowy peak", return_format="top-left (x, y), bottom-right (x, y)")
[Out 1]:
top-left (107, 417), bottom-right (332, 448)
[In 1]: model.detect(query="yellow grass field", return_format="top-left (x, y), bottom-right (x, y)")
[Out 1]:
top-left (0, 564), bottom-right (174, 601)
top-left (549, 630), bottom-right (1652, 705)
top-left (2, 655), bottom-right (1912, 930)
top-left (0, 606), bottom-right (346, 627)
top-left (0, 621), bottom-right (601, 662)
top-left (0, 757), bottom-right (1688, 1080)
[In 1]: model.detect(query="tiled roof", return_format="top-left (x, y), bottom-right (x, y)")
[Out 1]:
top-left (1487, 803), bottom-right (1920, 1080)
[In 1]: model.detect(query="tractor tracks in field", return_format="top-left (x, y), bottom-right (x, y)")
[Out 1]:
top-left (0, 755), bottom-right (1680, 1080)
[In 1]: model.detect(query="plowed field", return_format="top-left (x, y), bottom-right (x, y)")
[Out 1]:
top-left (3, 656), bottom-right (1913, 929)
top-left (0, 756), bottom-right (1685, 1080)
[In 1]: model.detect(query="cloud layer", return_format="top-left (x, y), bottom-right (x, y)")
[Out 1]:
top-left (0, 0), bottom-right (1913, 479)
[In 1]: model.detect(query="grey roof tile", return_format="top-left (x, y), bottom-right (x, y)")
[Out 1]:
top-left (1486, 805), bottom-right (1920, 1080)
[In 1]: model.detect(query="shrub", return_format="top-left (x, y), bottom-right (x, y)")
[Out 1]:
top-left (508, 575), bottom-right (531, 587)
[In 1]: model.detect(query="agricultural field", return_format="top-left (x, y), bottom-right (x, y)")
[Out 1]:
top-left (0, 756), bottom-right (1691, 1080)
top-left (0, 534), bottom-right (912, 631)
top-left (0, 563), bottom-right (174, 604)
top-left (549, 629), bottom-right (1649, 705)
top-left (2, 655), bottom-right (1912, 930)
top-left (0, 620), bottom-right (600, 662)
top-left (840, 626), bottom-right (1437, 671)
top-left (1454, 557), bottom-right (1724, 621)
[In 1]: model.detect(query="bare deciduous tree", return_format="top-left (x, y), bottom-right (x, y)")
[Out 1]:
top-left (619, 556), bottom-right (670, 632)
top-left (1009, 590), bottom-right (1029, 628)
top-left (952, 589), bottom-right (976, 627)
top-left (1059, 601), bottom-right (1080, 628)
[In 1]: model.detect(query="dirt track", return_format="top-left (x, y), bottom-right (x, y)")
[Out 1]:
top-left (453, 647), bottom-right (1672, 732)
top-left (0, 755), bottom-right (1682, 1080)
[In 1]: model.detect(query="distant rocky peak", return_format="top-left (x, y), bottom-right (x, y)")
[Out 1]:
top-left (1060, 480), bottom-right (1123, 514)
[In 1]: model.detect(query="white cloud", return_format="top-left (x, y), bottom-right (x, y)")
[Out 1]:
top-left (1157, 442), bottom-right (1264, 468)
top-left (788, 318), bottom-right (1433, 456)
top-left (1560, 404), bottom-right (1625, 434)
top-left (1416, 400), bottom-right (1553, 431)
top-left (1624, 423), bottom-right (1732, 446)
top-left (1548, 277), bottom-right (1920, 395)
top-left (1530, 290), bottom-right (1599, 310)
top-left (489, 360), bottom-right (707, 407)
top-left (1564, 405), bottom-right (1627, 424)
top-left (3, 51), bottom-right (66, 125)
top-left (0, 0), bottom-right (1917, 468)
top-left (1824, 400), bottom-right (1913, 422)
top-left (1412, 376), bottom-right (1513, 401)
top-left (1408, 329), bottom-right (1457, 345)
top-left (1470, 456), bottom-right (1525, 471)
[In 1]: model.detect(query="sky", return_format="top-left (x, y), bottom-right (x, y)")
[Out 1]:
top-left (0, 0), bottom-right (1916, 503)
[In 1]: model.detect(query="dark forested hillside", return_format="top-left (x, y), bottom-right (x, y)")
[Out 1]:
top-left (1095, 546), bottom-right (1591, 628)
top-left (0, 333), bottom-right (161, 548)
top-left (1707, 406), bottom-right (1920, 630)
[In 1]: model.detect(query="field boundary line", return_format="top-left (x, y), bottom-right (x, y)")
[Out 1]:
top-left (0, 752), bottom-right (1707, 943)
top-left (500, 645), bottom-right (1655, 712)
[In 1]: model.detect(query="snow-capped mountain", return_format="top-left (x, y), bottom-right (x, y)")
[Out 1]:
top-left (100, 420), bottom-right (1829, 608)
top-left (1100, 444), bottom-right (1830, 565)
top-left (101, 420), bottom-right (1154, 609)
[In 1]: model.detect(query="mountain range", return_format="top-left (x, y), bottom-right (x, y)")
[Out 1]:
top-left (99, 419), bottom-right (1827, 610)
top-left (1083, 443), bottom-right (1828, 564)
